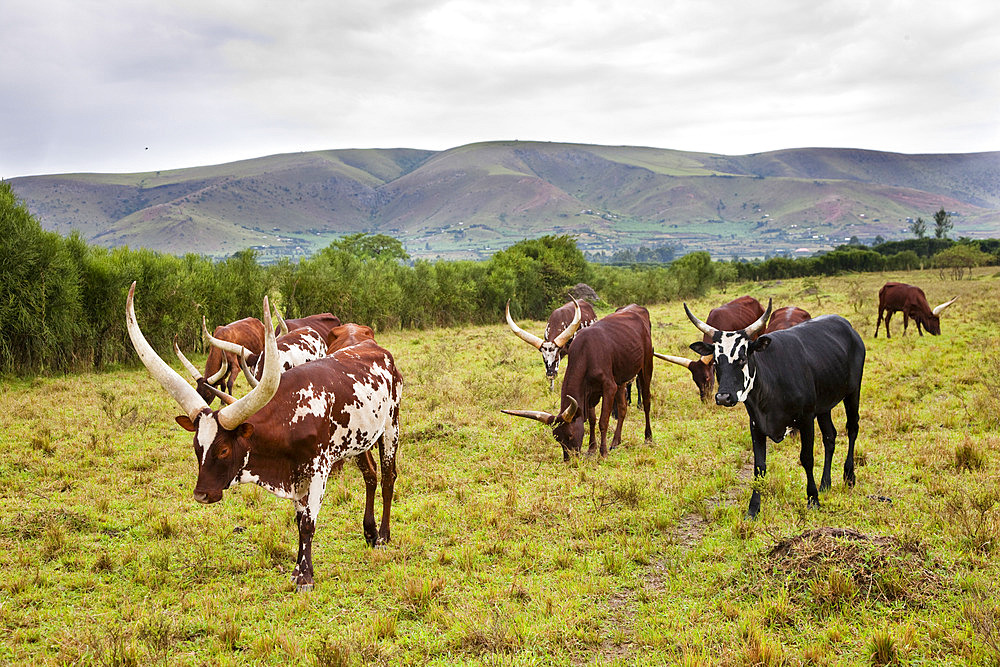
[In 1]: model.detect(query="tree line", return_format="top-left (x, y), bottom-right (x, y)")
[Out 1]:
top-left (2, 181), bottom-right (997, 375)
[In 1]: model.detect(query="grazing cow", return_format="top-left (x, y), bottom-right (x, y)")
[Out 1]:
top-left (875, 282), bottom-right (957, 338)
top-left (127, 283), bottom-right (401, 591)
top-left (327, 323), bottom-right (377, 354)
top-left (655, 295), bottom-right (764, 402)
top-left (763, 306), bottom-right (812, 334)
top-left (199, 317), bottom-right (265, 404)
top-left (506, 298), bottom-right (599, 391)
top-left (685, 300), bottom-right (865, 518)
top-left (502, 304), bottom-right (653, 459)
top-left (202, 319), bottom-right (327, 387)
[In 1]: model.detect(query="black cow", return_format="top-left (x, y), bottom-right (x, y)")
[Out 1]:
top-left (686, 300), bottom-right (865, 518)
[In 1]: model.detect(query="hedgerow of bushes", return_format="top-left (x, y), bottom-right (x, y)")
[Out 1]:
top-left (1, 181), bottom-right (996, 374)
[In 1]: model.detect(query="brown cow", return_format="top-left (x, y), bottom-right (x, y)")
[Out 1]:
top-left (503, 304), bottom-right (653, 459)
top-left (506, 298), bottom-right (599, 391)
top-left (655, 295), bottom-right (764, 401)
top-left (128, 284), bottom-right (401, 592)
top-left (273, 308), bottom-right (343, 347)
top-left (200, 317), bottom-right (265, 405)
top-left (327, 323), bottom-right (377, 354)
top-left (763, 306), bottom-right (812, 334)
top-left (875, 283), bottom-right (957, 338)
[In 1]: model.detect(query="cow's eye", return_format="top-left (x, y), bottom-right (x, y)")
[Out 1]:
top-left (217, 445), bottom-right (231, 459)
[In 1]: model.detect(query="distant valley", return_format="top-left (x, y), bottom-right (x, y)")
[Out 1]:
top-left (8, 141), bottom-right (1000, 261)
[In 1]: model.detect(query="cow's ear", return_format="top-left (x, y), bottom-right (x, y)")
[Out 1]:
top-left (690, 341), bottom-right (713, 356)
top-left (236, 423), bottom-right (254, 439)
top-left (749, 335), bottom-right (772, 354)
top-left (175, 415), bottom-right (197, 432)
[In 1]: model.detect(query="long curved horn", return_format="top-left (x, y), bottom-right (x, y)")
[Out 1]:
top-left (205, 355), bottom-right (228, 385)
top-left (174, 335), bottom-right (204, 381)
top-left (505, 300), bottom-right (544, 349)
top-left (932, 296), bottom-right (958, 316)
top-left (552, 297), bottom-right (582, 348)
top-left (273, 303), bottom-right (289, 335)
top-left (174, 335), bottom-right (234, 401)
top-left (557, 395), bottom-right (578, 423)
top-left (744, 299), bottom-right (773, 338)
top-left (203, 316), bottom-right (254, 358)
top-left (126, 282), bottom-right (207, 421)
top-left (238, 353), bottom-right (259, 389)
top-left (501, 408), bottom-right (556, 425)
top-left (217, 296), bottom-right (280, 430)
top-left (653, 352), bottom-right (693, 368)
top-left (684, 303), bottom-right (719, 338)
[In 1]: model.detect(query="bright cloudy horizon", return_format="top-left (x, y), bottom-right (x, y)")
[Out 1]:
top-left (3, 0), bottom-right (999, 178)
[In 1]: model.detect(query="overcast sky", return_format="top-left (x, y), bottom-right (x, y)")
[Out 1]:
top-left (3, 0), bottom-right (999, 178)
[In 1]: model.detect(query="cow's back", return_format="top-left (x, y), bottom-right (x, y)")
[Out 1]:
top-left (758, 315), bottom-right (864, 413)
top-left (570, 305), bottom-right (651, 384)
top-left (705, 296), bottom-right (764, 343)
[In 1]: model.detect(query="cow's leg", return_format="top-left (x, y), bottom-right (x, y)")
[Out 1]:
top-left (585, 402), bottom-right (599, 455)
top-left (747, 419), bottom-right (768, 519)
top-left (376, 416), bottom-right (400, 545)
top-left (225, 353), bottom-right (238, 395)
top-left (640, 366), bottom-right (653, 444)
top-left (816, 411), bottom-right (837, 492)
top-left (843, 389), bottom-right (861, 487)
top-left (798, 417), bottom-right (820, 509)
top-left (600, 383), bottom-right (619, 456)
top-left (609, 384), bottom-right (628, 451)
top-left (874, 308), bottom-right (883, 337)
top-left (902, 312), bottom-right (909, 335)
top-left (884, 311), bottom-right (893, 338)
top-left (291, 492), bottom-right (320, 591)
top-left (356, 451), bottom-right (379, 547)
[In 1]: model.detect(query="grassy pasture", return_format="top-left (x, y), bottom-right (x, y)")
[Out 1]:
top-left (1, 269), bottom-right (999, 665)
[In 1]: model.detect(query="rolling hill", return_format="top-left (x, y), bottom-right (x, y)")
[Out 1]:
top-left (8, 142), bottom-right (1000, 261)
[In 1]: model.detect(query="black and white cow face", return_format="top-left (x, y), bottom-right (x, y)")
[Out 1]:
top-left (175, 410), bottom-right (252, 504)
top-left (540, 341), bottom-right (562, 380)
top-left (691, 333), bottom-right (772, 407)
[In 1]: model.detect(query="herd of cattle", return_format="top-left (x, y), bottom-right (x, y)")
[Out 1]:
top-left (125, 280), bottom-right (956, 590)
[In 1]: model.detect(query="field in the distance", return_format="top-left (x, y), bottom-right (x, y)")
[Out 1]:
top-left (2, 269), bottom-right (999, 665)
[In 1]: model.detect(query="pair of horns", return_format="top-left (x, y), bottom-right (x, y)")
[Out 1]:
top-left (173, 336), bottom-right (235, 404)
top-left (932, 296), bottom-right (958, 316)
top-left (502, 395), bottom-right (578, 425)
top-left (654, 352), bottom-right (713, 368)
top-left (127, 282), bottom-right (281, 430)
top-left (506, 297), bottom-right (582, 349)
top-left (684, 299), bottom-right (773, 339)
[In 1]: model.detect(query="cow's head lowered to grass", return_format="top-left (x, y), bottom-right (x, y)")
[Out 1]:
top-left (685, 299), bottom-right (772, 407)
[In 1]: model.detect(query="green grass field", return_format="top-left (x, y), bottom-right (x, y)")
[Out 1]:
top-left (2, 269), bottom-right (999, 665)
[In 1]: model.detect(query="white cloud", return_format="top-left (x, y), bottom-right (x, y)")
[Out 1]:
top-left (2, 0), bottom-right (999, 177)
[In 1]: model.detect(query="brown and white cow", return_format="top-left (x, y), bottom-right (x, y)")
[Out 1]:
top-left (199, 317), bottom-right (265, 404)
top-left (654, 295), bottom-right (764, 402)
top-left (875, 282), bottom-right (957, 338)
top-left (763, 306), bottom-right (812, 334)
top-left (503, 304), bottom-right (653, 459)
top-left (506, 297), bottom-right (599, 391)
top-left (127, 283), bottom-right (401, 592)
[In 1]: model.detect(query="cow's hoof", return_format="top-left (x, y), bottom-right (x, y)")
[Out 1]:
top-left (844, 472), bottom-right (856, 487)
top-left (807, 497), bottom-right (820, 509)
top-left (295, 582), bottom-right (314, 593)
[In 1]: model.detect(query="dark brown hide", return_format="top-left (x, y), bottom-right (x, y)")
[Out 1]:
top-left (763, 306), bottom-right (811, 334)
top-left (279, 313), bottom-right (343, 346)
top-left (875, 282), bottom-right (953, 337)
top-left (506, 304), bottom-right (653, 459)
top-left (544, 300), bottom-right (599, 354)
top-left (203, 317), bottom-right (265, 404)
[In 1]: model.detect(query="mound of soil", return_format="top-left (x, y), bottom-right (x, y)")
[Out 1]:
top-left (767, 527), bottom-right (946, 606)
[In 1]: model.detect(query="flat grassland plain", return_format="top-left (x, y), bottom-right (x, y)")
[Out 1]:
top-left (2, 269), bottom-right (999, 666)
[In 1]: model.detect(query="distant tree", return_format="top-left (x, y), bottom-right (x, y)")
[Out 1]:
top-left (874, 235), bottom-right (886, 246)
top-left (909, 217), bottom-right (927, 239)
top-left (933, 208), bottom-right (953, 239)
top-left (328, 233), bottom-right (409, 262)
top-left (847, 236), bottom-right (862, 246)
top-left (932, 243), bottom-right (990, 280)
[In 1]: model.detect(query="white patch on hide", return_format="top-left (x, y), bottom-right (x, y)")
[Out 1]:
top-left (197, 417), bottom-right (218, 465)
top-left (291, 383), bottom-right (330, 424)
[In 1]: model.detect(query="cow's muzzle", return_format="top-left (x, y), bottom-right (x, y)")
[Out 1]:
top-left (193, 490), bottom-right (223, 504)
top-left (715, 393), bottom-right (737, 407)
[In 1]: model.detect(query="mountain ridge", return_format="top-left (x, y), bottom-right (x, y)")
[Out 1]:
top-left (9, 141), bottom-right (1000, 261)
